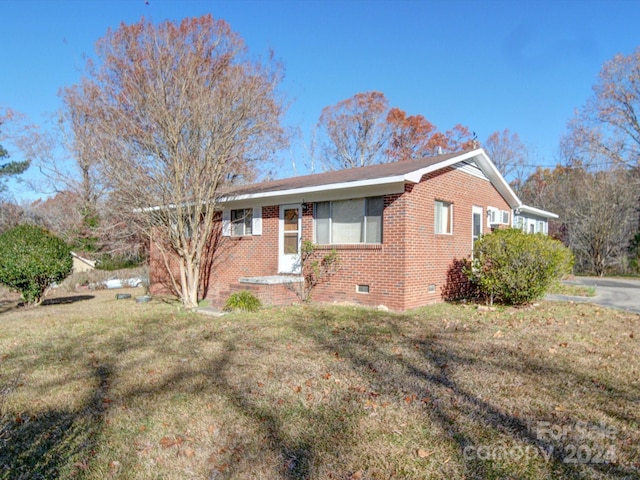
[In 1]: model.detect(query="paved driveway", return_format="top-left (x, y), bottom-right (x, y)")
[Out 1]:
top-left (546, 277), bottom-right (640, 314)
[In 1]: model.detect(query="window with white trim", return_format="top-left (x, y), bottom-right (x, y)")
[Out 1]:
top-left (487, 207), bottom-right (510, 226)
top-left (434, 200), bottom-right (452, 234)
top-left (231, 208), bottom-right (252, 236)
top-left (315, 196), bottom-right (383, 244)
top-left (222, 207), bottom-right (262, 237)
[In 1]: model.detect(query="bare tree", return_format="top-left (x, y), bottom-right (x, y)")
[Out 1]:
top-left (557, 47), bottom-right (640, 274)
top-left (564, 168), bottom-right (637, 275)
top-left (0, 110), bottom-right (29, 196)
top-left (563, 47), bottom-right (640, 169)
top-left (520, 164), bottom-right (638, 275)
top-left (316, 91), bottom-right (390, 169)
top-left (67, 15), bottom-right (287, 308)
top-left (482, 129), bottom-right (531, 189)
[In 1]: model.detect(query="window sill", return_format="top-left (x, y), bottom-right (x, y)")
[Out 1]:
top-left (313, 243), bottom-right (383, 251)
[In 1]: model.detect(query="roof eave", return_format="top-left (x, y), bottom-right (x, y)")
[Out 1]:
top-left (220, 174), bottom-right (408, 203)
top-left (470, 149), bottom-right (522, 209)
top-left (517, 204), bottom-right (559, 219)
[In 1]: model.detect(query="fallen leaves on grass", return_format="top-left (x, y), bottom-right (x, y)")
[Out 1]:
top-left (416, 448), bottom-right (433, 458)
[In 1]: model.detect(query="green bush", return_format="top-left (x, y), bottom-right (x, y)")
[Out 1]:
top-left (224, 290), bottom-right (262, 312)
top-left (466, 228), bottom-right (573, 306)
top-left (0, 225), bottom-right (73, 305)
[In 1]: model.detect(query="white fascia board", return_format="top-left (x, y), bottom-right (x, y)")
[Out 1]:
top-left (403, 148), bottom-right (522, 209)
top-left (220, 148), bottom-right (524, 210)
top-left (220, 175), bottom-right (407, 207)
top-left (403, 149), bottom-right (483, 183)
top-left (222, 151), bottom-right (487, 206)
top-left (471, 149), bottom-right (522, 209)
top-left (517, 205), bottom-right (559, 219)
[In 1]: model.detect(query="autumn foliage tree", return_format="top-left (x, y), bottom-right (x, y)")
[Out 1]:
top-left (66, 15), bottom-right (287, 308)
top-left (386, 107), bottom-right (476, 161)
top-left (315, 91), bottom-right (476, 169)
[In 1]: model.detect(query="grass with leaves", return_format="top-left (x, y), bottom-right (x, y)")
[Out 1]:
top-left (547, 282), bottom-right (597, 297)
top-left (0, 289), bottom-right (638, 479)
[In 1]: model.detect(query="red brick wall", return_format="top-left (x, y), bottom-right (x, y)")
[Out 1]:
top-left (401, 167), bottom-right (510, 309)
top-left (306, 167), bottom-right (510, 310)
top-left (202, 205), bottom-right (283, 306)
top-left (150, 167), bottom-right (511, 311)
top-left (305, 193), bottom-right (407, 310)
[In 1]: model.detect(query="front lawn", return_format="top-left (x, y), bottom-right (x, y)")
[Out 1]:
top-left (0, 290), bottom-right (638, 479)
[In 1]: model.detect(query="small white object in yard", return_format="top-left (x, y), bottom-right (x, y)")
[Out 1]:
top-left (377, 304), bottom-right (389, 311)
top-left (102, 277), bottom-right (144, 289)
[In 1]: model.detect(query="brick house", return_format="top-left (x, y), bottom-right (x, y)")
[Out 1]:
top-left (150, 148), bottom-right (556, 311)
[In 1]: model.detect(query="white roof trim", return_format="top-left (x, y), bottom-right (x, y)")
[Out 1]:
top-left (403, 149), bottom-right (481, 183)
top-left (221, 148), bottom-right (523, 210)
top-left (221, 175), bottom-right (407, 203)
top-left (517, 205), bottom-right (559, 219)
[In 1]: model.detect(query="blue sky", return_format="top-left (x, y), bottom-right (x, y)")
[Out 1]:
top-left (1, 0), bottom-right (639, 200)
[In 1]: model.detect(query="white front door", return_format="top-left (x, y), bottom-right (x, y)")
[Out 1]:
top-left (472, 206), bottom-right (483, 249)
top-left (279, 204), bottom-right (302, 274)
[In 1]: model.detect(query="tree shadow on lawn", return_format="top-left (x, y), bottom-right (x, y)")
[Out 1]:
top-left (0, 295), bottom-right (95, 315)
top-left (288, 307), bottom-right (638, 479)
top-left (206, 341), bottom-right (355, 479)
top-left (41, 295), bottom-right (96, 306)
top-left (116, 337), bottom-right (361, 480)
top-left (0, 363), bottom-right (112, 479)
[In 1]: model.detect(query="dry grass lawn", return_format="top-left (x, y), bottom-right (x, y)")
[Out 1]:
top-left (0, 289), bottom-right (638, 479)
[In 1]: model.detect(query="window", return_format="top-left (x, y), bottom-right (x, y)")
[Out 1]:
top-left (315, 196), bottom-right (383, 244)
top-left (434, 200), bottom-right (452, 234)
top-left (472, 207), bottom-right (483, 243)
top-left (231, 208), bottom-right (253, 236)
top-left (222, 207), bottom-right (262, 237)
top-left (514, 216), bottom-right (524, 230)
top-left (487, 207), bottom-right (510, 226)
top-left (487, 207), bottom-right (497, 226)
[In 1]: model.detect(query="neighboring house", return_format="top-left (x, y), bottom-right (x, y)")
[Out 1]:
top-left (513, 205), bottom-right (559, 234)
top-left (71, 252), bottom-right (96, 273)
top-left (150, 148), bottom-right (557, 311)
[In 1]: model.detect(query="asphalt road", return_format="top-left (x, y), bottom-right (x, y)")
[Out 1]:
top-left (547, 277), bottom-right (640, 314)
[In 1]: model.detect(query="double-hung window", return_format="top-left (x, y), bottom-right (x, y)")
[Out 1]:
top-left (434, 200), bottom-right (452, 234)
top-left (315, 196), bottom-right (383, 244)
top-left (231, 208), bottom-right (253, 236)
